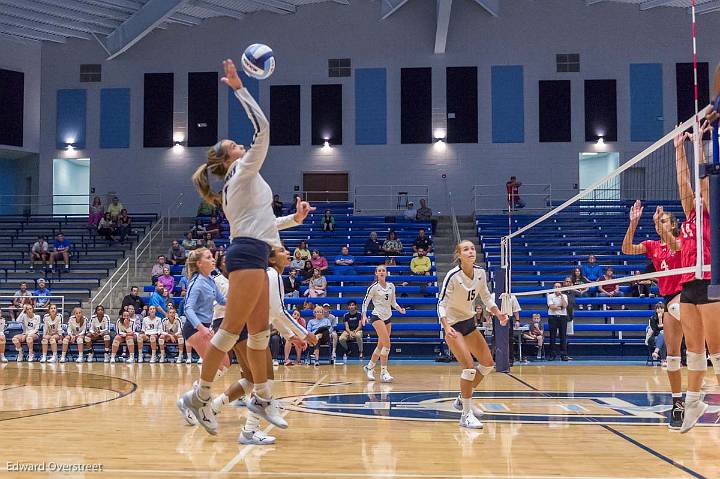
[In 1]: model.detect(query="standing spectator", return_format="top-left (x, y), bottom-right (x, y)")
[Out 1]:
top-left (322, 209), bottom-right (335, 232)
top-left (364, 232), bottom-right (383, 255)
top-left (106, 196), bottom-right (124, 220)
top-left (546, 283), bottom-right (569, 361)
top-left (116, 209), bottom-right (132, 243)
top-left (158, 266), bottom-right (175, 296)
top-left (122, 286), bottom-right (146, 315)
top-left (182, 232), bottom-right (200, 251)
top-left (33, 279), bottom-right (53, 312)
top-left (563, 277), bottom-right (578, 323)
top-left (294, 240), bottom-right (311, 261)
top-left (598, 267), bottom-right (622, 308)
top-left (151, 255), bottom-right (167, 284)
top-left (272, 194), bottom-right (284, 217)
top-left (310, 250), bottom-right (329, 273)
top-left (382, 231), bottom-right (403, 256)
top-left (304, 269), bottom-right (327, 298)
top-left (9, 282), bottom-right (33, 320)
top-left (403, 202), bottom-right (418, 221)
top-left (50, 233), bottom-right (71, 271)
top-left (648, 302), bottom-right (667, 363)
top-left (88, 196), bottom-right (104, 230)
top-left (205, 216), bottom-right (221, 238)
top-left (339, 300), bottom-right (363, 359)
top-left (148, 283), bottom-right (168, 318)
top-left (190, 219), bottom-right (207, 239)
top-left (290, 250), bottom-right (305, 270)
top-left (415, 198), bottom-right (436, 233)
top-left (334, 246), bottom-right (356, 275)
top-left (30, 235), bottom-right (50, 272)
top-left (283, 269), bottom-right (300, 298)
top-left (506, 176), bottom-right (524, 210)
top-left (97, 212), bottom-right (116, 243)
top-left (412, 228), bottom-right (433, 254)
top-left (581, 255), bottom-right (603, 296)
top-left (167, 240), bottom-right (187, 265)
top-left (522, 313), bottom-right (545, 360)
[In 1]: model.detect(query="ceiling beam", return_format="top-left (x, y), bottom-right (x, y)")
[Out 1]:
top-left (381, 0), bottom-right (410, 20)
top-left (473, 0), bottom-right (499, 17)
top-left (0, 0), bottom-right (123, 29)
top-left (331, 0), bottom-right (350, 4)
top-left (190, 0), bottom-right (244, 19)
top-left (87, 0), bottom-right (144, 12)
top-left (434, 0), bottom-right (452, 54)
top-left (0, 21), bottom-right (66, 42)
top-left (693, 0), bottom-right (720, 14)
top-left (0, 3), bottom-right (115, 35)
top-left (585, 0), bottom-right (609, 5)
top-left (33, 0), bottom-right (131, 20)
top-left (168, 12), bottom-right (203, 24)
top-left (639, 0), bottom-right (675, 10)
top-left (103, 0), bottom-right (189, 60)
top-left (0, 14), bottom-right (92, 39)
top-left (246, 0), bottom-right (297, 14)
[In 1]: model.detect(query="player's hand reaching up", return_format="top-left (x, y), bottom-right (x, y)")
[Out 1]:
top-left (220, 59), bottom-right (244, 91)
top-left (629, 200), bottom-right (643, 224)
top-left (293, 197), bottom-right (316, 224)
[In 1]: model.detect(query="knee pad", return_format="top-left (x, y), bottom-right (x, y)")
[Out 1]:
top-left (668, 302), bottom-right (681, 320)
top-left (62, 337), bottom-right (69, 344)
top-left (178, 337), bottom-right (184, 344)
top-left (103, 335), bottom-right (110, 342)
top-left (150, 336), bottom-right (157, 343)
top-left (709, 353), bottom-right (720, 375)
top-left (686, 352), bottom-right (708, 372)
top-left (76, 337), bottom-right (84, 345)
top-left (476, 364), bottom-right (494, 376)
top-left (666, 356), bottom-right (681, 372)
top-left (380, 346), bottom-right (390, 357)
top-left (158, 338), bottom-right (165, 346)
top-left (247, 329), bottom-right (271, 350)
top-left (372, 347), bottom-right (381, 357)
top-left (41, 338), bottom-right (48, 345)
top-left (461, 368), bottom-right (477, 381)
top-left (211, 329), bottom-right (240, 352)
top-left (49, 338), bottom-right (57, 345)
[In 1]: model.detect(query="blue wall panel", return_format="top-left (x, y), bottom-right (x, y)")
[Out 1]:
top-left (491, 66), bottom-right (524, 143)
top-left (56, 89), bottom-right (87, 149)
top-left (100, 88), bottom-right (130, 148)
top-left (630, 63), bottom-right (663, 142)
top-left (355, 68), bottom-right (387, 145)
top-left (228, 73), bottom-right (259, 146)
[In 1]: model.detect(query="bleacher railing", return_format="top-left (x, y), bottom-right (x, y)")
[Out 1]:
top-left (90, 257), bottom-right (129, 314)
top-left (0, 295), bottom-right (66, 317)
top-left (473, 184), bottom-right (551, 215)
top-left (0, 193), bottom-right (162, 216)
top-left (134, 217), bottom-right (166, 276)
top-left (353, 185), bottom-right (429, 215)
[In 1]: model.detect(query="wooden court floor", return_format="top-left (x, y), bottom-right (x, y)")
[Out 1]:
top-left (0, 361), bottom-right (719, 479)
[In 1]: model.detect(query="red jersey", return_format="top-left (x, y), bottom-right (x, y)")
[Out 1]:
top-left (642, 240), bottom-right (683, 296)
top-left (679, 208), bottom-right (711, 284)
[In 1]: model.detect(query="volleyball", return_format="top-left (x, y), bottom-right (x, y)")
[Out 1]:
top-left (241, 43), bottom-right (275, 80)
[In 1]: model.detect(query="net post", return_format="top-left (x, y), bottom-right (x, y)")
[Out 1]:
top-left (693, 119), bottom-right (704, 280)
top-left (708, 96), bottom-right (720, 300)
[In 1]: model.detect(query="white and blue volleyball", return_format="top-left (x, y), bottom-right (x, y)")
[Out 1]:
top-left (241, 44), bottom-right (275, 80)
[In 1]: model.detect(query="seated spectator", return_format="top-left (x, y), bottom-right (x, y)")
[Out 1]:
top-left (121, 286), bottom-right (146, 315)
top-left (310, 250), bottom-right (329, 272)
top-left (304, 268), bottom-right (327, 298)
top-left (88, 196), bottom-right (104, 229)
top-left (33, 278), bottom-right (53, 312)
top-left (182, 232), bottom-right (200, 251)
top-left (167, 240), bottom-right (187, 265)
top-left (581, 255), bottom-right (602, 297)
top-left (87, 305), bottom-right (112, 362)
top-left (30, 235), bottom-right (50, 272)
top-left (205, 216), bottom-right (221, 238)
top-left (364, 231), bottom-right (383, 256)
top-left (158, 266), bottom-right (175, 295)
top-left (522, 313), bottom-right (545, 360)
top-left (116, 209), bottom-right (132, 243)
top-left (97, 212), bottom-right (116, 243)
top-left (339, 300), bottom-right (363, 359)
top-left (190, 219), bottom-right (207, 239)
top-left (382, 231), bottom-right (403, 256)
top-left (598, 267), bottom-right (622, 305)
top-left (272, 194), bottom-right (284, 217)
top-left (294, 240), bottom-right (311, 261)
top-left (50, 233), bottom-right (71, 271)
top-left (384, 256), bottom-right (397, 266)
top-left (288, 193), bottom-right (301, 214)
top-left (62, 307), bottom-right (89, 363)
top-left (322, 209), bottom-right (335, 232)
top-left (139, 306), bottom-right (163, 363)
top-left (416, 198), bottom-right (437, 233)
top-left (630, 269), bottom-right (654, 297)
top-left (403, 202), bottom-right (418, 221)
top-left (162, 287), bottom-right (174, 313)
top-left (10, 282), bottom-right (33, 320)
top-left (284, 309), bottom-right (306, 365)
top-left (570, 267), bottom-right (590, 299)
top-left (214, 245), bottom-right (225, 264)
top-left (290, 250), bottom-right (306, 270)
top-left (300, 260), bottom-right (314, 281)
top-left (204, 233), bottom-right (216, 256)
top-left (563, 276), bottom-right (578, 321)
top-left (13, 304), bottom-right (41, 362)
top-left (284, 268), bottom-right (300, 298)
top-left (334, 246), bottom-right (356, 275)
top-left (322, 303), bottom-right (339, 362)
top-left (412, 228), bottom-right (433, 254)
top-left (647, 302), bottom-right (667, 363)
top-left (307, 305), bottom-right (332, 366)
top-left (151, 255), bottom-right (167, 284)
top-left (106, 196), bottom-right (124, 220)
top-left (197, 199), bottom-right (217, 217)
top-left (410, 248), bottom-right (432, 276)
top-left (302, 299), bottom-right (314, 312)
top-left (148, 283), bottom-right (168, 318)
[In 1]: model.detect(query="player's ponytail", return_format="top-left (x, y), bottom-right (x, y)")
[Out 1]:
top-left (192, 144), bottom-right (231, 206)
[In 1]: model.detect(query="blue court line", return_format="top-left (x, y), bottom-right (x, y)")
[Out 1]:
top-left (507, 373), bottom-right (707, 479)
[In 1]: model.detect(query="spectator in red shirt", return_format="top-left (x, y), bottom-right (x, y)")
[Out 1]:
top-left (310, 250), bottom-right (328, 272)
top-left (506, 176), bottom-right (524, 210)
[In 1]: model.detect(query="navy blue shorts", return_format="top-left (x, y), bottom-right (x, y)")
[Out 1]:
top-left (182, 319), bottom-right (212, 341)
top-left (370, 315), bottom-right (391, 325)
top-left (225, 237), bottom-right (271, 273)
top-left (212, 317), bottom-right (248, 342)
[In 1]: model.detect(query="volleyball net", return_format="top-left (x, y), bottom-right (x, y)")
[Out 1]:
top-left (495, 106), bottom-right (714, 312)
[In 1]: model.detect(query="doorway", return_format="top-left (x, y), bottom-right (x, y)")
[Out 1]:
top-left (302, 172), bottom-right (349, 201)
top-left (53, 158), bottom-right (90, 215)
top-left (579, 152), bottom-right (620, 201)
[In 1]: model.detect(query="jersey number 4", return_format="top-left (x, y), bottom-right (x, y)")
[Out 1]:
top-left (466, 290), bottom-right (476, 302)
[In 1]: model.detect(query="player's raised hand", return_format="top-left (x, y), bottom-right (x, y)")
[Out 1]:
top-left (293, 197), bottom-right (316, 224)
top-left (629, 200), bottom-right (643, 223)
top-left (220, 59), bottom-right (244, 91)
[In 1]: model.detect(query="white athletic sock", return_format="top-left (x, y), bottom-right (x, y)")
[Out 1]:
top-left (239, 378), bottom-right (254, 396)
top-left (254, 382), bottom-right (271, 400)
top-left (197, 379), bottom-right (213, 402)
top-left (672, 392), bottom-right (682, 398)
top-left (218, 393), bottom-right (230, 406)
top-left (244, 413), bottom-right (261, 433)
top-left (461, 397), bottom-right (471, 414)
top-left (367, 360), bottom-right (376, 369)
top-left (686, 391), bottom-right (701, 404)
top-left (267, 378), bottom-right (274, 390)
top-left (380, 365), bottom-right (388, 374)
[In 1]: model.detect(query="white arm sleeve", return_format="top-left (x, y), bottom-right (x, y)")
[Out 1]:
top-left (275, 214), bottom-right (300, 231)
top-left (390, 284), bottom-right (401, 311)
top-left (362, 284), bottom-right (374, 317)
top-left (233, 88), bottom-right (269, 177)
top-left (437, 275), bottom-right (454, 320)
top-left (477, 270), bottom-right (497, 311)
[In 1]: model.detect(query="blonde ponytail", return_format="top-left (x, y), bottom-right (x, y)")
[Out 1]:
top-left (192, 144), bottom-right (232, 206)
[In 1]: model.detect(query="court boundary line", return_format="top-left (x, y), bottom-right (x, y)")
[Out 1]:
top-left (507, 373), bottom-right (707, 479)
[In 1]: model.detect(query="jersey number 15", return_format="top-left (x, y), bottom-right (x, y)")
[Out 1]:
top-left (467, 290), bottom-right (476, 302)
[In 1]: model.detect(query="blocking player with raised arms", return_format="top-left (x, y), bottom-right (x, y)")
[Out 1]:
top-left (437, 240), bottom-right (508, 429)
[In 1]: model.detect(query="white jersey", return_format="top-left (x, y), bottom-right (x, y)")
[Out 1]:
top-left (0, 317), bottom-right (5, 334)
top-left (268, 267), bottom-right (308, 340)
top-left (18, 313), bottom-right (42, 335)
top-left (223, 88), bottom-right (298, 246)
top-left (163, 318), bottom-right (181, 335)
top-left (42, 314), bottom-right (63, 336)
top-left (116, 319), bottom-right (135, 336)
top-left (362, 282), bottom-right (400, 321)
top-left (67, 316), bottom-right (88, 336)
top-left (89, 314), bottom-right (111, 334)
top-left (437, 265), bottom-right (497, 326)
top-left (141, 316), bottom-right (163, 335)
top-left (212, 273), bottom-right (229, 320)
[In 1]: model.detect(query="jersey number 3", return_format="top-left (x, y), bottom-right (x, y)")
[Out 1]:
top-left (466, 290), bottom-right (476, 302)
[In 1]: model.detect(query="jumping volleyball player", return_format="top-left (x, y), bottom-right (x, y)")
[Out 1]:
top-left (669, 128), bottom-right (720, 433)
top-left (622, 200), bottom-right (685, 429)
top-left (362, 265), bottom-right (406, 382)
top-left (181, 58), bottom-right (313, 435)
top-left (437, 240), bottom-right (508, 429)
